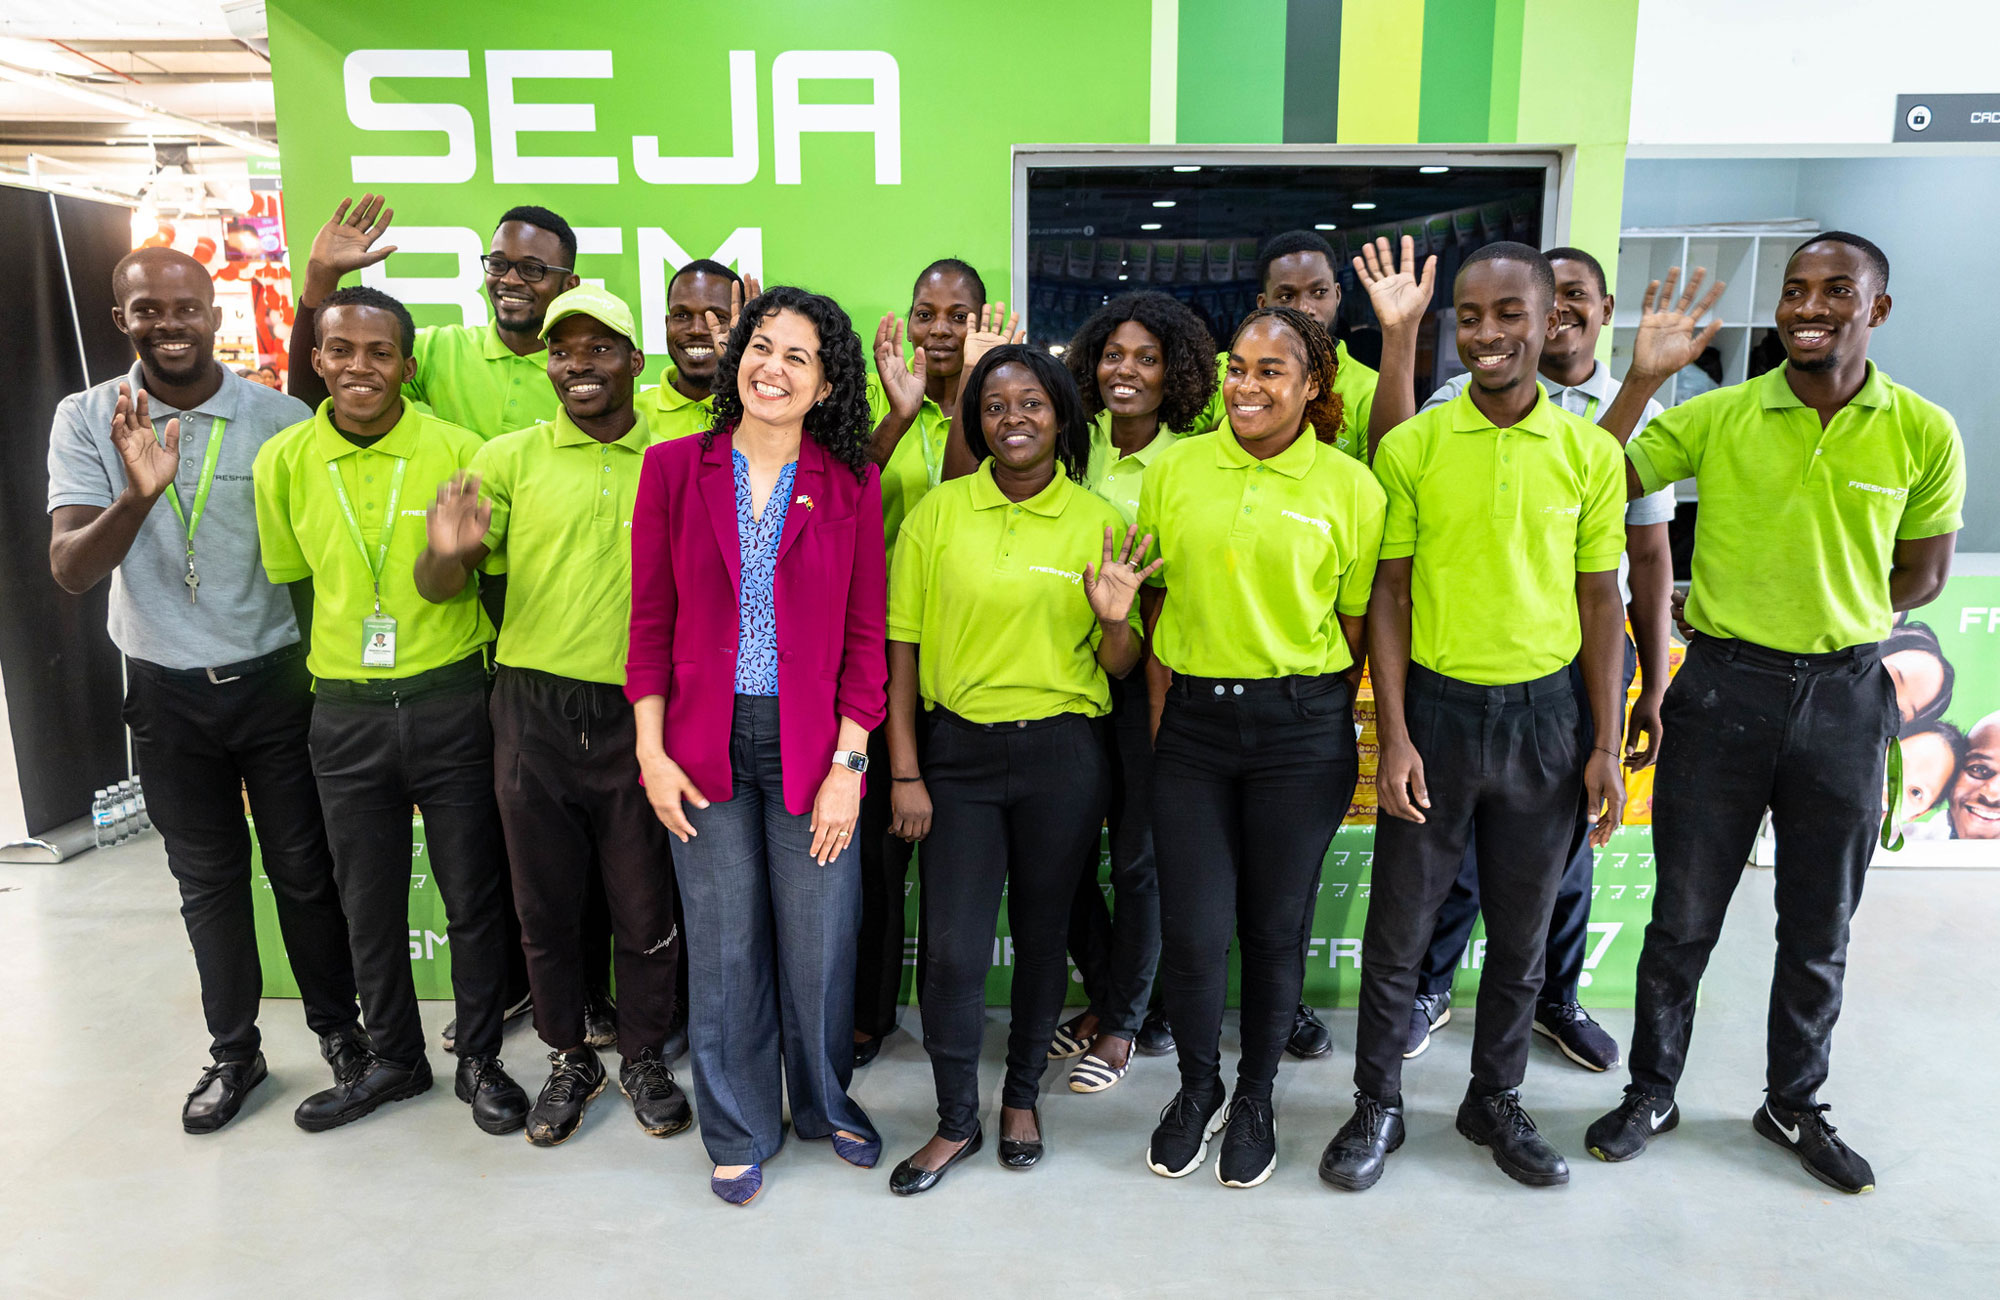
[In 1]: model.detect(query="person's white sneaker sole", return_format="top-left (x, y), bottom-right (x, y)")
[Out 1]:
top-left (1146, 1107), bottom-right (1228, 1178)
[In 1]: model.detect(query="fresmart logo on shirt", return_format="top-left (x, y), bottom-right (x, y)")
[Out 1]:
top-left (1847, 479), bottom-right (1908, 500)
top-left (1029, 564), bottom-right (1082, 584)
top-left (1281, 508), bottom-right (1331, 537)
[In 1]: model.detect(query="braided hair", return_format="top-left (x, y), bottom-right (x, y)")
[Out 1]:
top-left (1229, 305), bottom-right (1344, 444)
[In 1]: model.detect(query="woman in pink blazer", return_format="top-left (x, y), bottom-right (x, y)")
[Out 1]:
top-left (627, 286), bottom-right (886, 1206)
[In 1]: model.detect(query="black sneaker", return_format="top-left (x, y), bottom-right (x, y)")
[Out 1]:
top-left (1753, 1099), bottom-right (1875, 1194)
top-left (583, 991), bottom-right (618, 1051)
top-left (1533, 1001), bottom-right (1620, 1072)
top-left (1215, 1095), bottom-right (1278, 1188)
top-left (1456, 1088), bottom-right (1569, 1187)
top-left (456, 1054), bottom-right (529, 1135)
top-left (295, 1055), bottom-right (433, 1132)
top-left (1286, 1003), bottom-right (1333, 1060)
top-left (620, 1048), bottom-right (693, 1138)
top-left (1585, 1087), bottom-right (1678, 1162)
top-left (1404, 990), bottom-right (1453, 1059)
top-left (1134, 1008), bottom-right (1175, 1057)
top-left (182, 1054), bottom-right (268, 1134)
top-left (525, 1049), bottom-right (607, 1147)
top-left (1145, 1086), bottom-right (1227, 1178)
top-left (1318, 1092), bottom-right (1405, 1191)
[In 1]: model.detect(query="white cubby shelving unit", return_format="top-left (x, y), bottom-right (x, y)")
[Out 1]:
top-left (1609, 221), bottom-right (1819, 407)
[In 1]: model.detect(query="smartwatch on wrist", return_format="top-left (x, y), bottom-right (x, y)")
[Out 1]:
top-left (832, 748), bottom-right (869, 774)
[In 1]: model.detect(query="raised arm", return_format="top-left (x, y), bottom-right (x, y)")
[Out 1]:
top-left (940, 302), bottom-right (1024, 481)
top-left (49, 384), bottom-right (180, 593)
top-left (289, 195), bottom-right (398, 408)
top-left (1354, 235), bottom-right (1437, 460)
top-left (414, 472), bottom-right (491, 603)
top-left (868, 314), bottom-right (925, 467)
top-left (1596, 268), bottom-right (1725, 499)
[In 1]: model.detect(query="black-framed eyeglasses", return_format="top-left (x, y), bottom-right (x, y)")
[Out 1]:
top-left (481, 254), bottom-right (572, 283)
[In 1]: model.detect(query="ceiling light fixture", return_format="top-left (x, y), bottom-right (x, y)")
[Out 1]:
top-left (1352, 201), bottom-right (1377, 210)
top-left (1172, 165), bottom-right (1201, 172)
top-left (1140, 222), bottom-right (1162, 231)
top-left (0, 61), bottom-right (279, 157)
top-left (1419, 165), bottom-right (1450, 174)
top-left (1151, 199), bottom-right (1176, 208)
top-left (1314, 223), bottom-right (1337, 231)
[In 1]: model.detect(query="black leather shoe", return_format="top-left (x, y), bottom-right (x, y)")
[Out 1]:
top-left (620, 1049), bottom-right (692, 1138)
top-left (295, 1055), bottom-right (433, 1132)
top-left (888, 1127), bottom-right (984, 1196)
top-left (458, 1054), bottom-right (530, 1135)
top-left (1286, 1003), bottom-right (1333, 1059)
top-left (1134, 1009), bottom-right (1175, 1057)
top-left (852, 1034), bottom-right (883, 1069)
top-left (319, 1025), bottom-right (372, 1084)
top-left (1456, 1087), bottom-right (1569, 1187)
top-left (583, 991), bottom-right (618, 1051)
top-left (998, 1108), bottom-right (1042, 1169)
top-left (1319, 1092), bottom-right (1405, 1191)
top-left (182, 1053), bottom-right (268, 1134)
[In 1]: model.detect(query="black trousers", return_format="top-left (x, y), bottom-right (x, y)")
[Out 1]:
top-left (490, 667), bottom-right (679, 1060)
top-left (854, 723), bottom-right (920, 1038)
top-left (920, 711), bottom-right (1107, 1141)
top-left (1066, 668), bottom-right (1161, 1039)
top-left (1153, 674), bottom-right (1357, 1102)
top-left (1355, 666), bottom-right (1582, 1101)
top-left (1631, 635), bottom-right (1895, 1110)
top-left (1417, 638), bottom-right (1637, 1003)
top-left (309, 659), bottom-right (510, 1066)
top-left (125, 650), bottom-right (358, 1063)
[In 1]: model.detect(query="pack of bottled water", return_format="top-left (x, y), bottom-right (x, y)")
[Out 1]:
top-left (90, 778), bottom-right (152, 849)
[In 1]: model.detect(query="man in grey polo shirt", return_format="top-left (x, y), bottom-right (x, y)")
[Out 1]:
top-left (48, 247), bottom-right (364, 1134)
top-left (1400, 247), bottom-right (1676, 1073)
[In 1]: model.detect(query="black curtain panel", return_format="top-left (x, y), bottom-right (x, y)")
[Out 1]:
top-left (0, 184), bottom-right (135, 836)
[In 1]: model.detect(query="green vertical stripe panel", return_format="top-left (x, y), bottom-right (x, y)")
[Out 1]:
top-left (1176, 0), bottom-right (1288, 142)
top-left (1282, 0), bottom-right (1341, 143)
top-left (1486, 0), bottom-right (1524, 142)
top-left (1416, 0), bottom-right (1497, 142)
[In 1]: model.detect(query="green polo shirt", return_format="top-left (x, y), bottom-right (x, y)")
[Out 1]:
top-left (253, 401), bottom-right (491, 681)
top-left (866, 374), bottom-right (952, 552)
top-left (1628, 362), bottom-right (1965, 654)
top-left (1084, 414), bottom-right (1180, 526)
top-left (1194, 341), bottom-right (1377, 460)
top-left (1374, 388), bottom-right (1626, 685)
top-left (888, 463), bottom-right (1132, 724)
top-left (472, 409), bottom-right (653, 685)
top-left (406, 322), bottom-right (559, 440)
top-left (1137, 427), bottom-right (1386, 679)
top-left (633, 366), bottom-right (714, 444)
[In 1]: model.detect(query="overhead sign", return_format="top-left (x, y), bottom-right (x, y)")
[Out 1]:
top-left (1894, 94), bottom-right (2000, 142)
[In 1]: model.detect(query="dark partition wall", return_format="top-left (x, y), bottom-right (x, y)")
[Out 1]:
top-left (0, 184), bottom-right (135, 837)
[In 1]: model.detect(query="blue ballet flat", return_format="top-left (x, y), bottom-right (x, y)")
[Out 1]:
top-left (710, 1165), bottom-right (763, 1206)
top-left (831, 1132), bottom-right (882, 1169)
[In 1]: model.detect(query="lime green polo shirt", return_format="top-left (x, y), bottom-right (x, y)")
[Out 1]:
top-left (406, 322), bottom-right (559, 440)
top-left (1194, 341), bottom-right (1377, 460)
top-left (866, 373), bottom-right (952, 552)
top-left (888, 463), bottom-right (1133, 724)
top-left (1084, 413), bottom-right (1180, 526)
top-left (253, 401), bottom-right (491, 681)
top-left (633, 366), bottom-right (714, 444)
top-left (1137, 427), bottom-right (1386, 679)
top-left (1374, 388), bottom-right (1626, 685)
top-left (1628, 362), bottom-right (1966, 654)
top-left (471, 409), bottom-right (653, 685)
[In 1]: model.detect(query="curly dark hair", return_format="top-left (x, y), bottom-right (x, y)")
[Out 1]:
top-left (1064, 292), bottom-right (1217, 434)
top-left (960, 344), bottom-right (1092, 484)
top-left (704, 285), bottom-right (872, 479)
top-left (1229, 305), bottom-right (1344, 444)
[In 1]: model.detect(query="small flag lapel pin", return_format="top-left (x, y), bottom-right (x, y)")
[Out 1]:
top-left (796, 494), bottom-right (814, 510)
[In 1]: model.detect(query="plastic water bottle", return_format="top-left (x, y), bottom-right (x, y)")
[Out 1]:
top-left (117, 781), bottom-right (139, 842)
top-left (133, 777), bottom-right (151, 832)
top-left (91, 789), bottom-right (111, 849)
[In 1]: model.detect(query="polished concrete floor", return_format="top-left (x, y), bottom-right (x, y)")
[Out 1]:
top-left (2, 836), bottom-right (1996, 1299)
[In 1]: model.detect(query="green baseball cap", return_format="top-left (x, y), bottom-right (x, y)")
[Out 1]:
top-left (539, 284), bottom-right (637, 345)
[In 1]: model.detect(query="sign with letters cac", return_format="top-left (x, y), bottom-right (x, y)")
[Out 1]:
top-left (266, 0), bottom-right (1152, 383)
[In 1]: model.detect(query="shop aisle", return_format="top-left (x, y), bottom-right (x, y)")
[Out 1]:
top-left (1, 837), bottom-right (1994, 1298)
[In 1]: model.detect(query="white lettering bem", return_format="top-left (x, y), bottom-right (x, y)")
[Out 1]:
top-left (361, 225), bottom-right (489, 326)
top-left (773, 50), bottom-right (901, 185)
top-left (487, 49), bottom-right (618, 185)
top-left (634, 50), bottom-right (759, 184)
top-left (345, 49), bottom-right (477, 184)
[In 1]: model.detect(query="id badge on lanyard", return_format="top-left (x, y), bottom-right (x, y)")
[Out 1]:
top-left (325, 456), bottom-right (409, 670)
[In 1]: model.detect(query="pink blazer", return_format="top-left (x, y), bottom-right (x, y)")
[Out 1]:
top-left (627, 429), bottom-right (887, 815)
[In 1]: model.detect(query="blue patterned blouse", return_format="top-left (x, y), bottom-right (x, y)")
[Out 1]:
top-left (732, 449), bottom-right (797, 695)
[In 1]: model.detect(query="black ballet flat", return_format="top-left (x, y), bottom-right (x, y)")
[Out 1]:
top-left (998, 1107), bottom-right (1043, 1169)
top-left (888, 1126), bottom-right (984, 1196)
